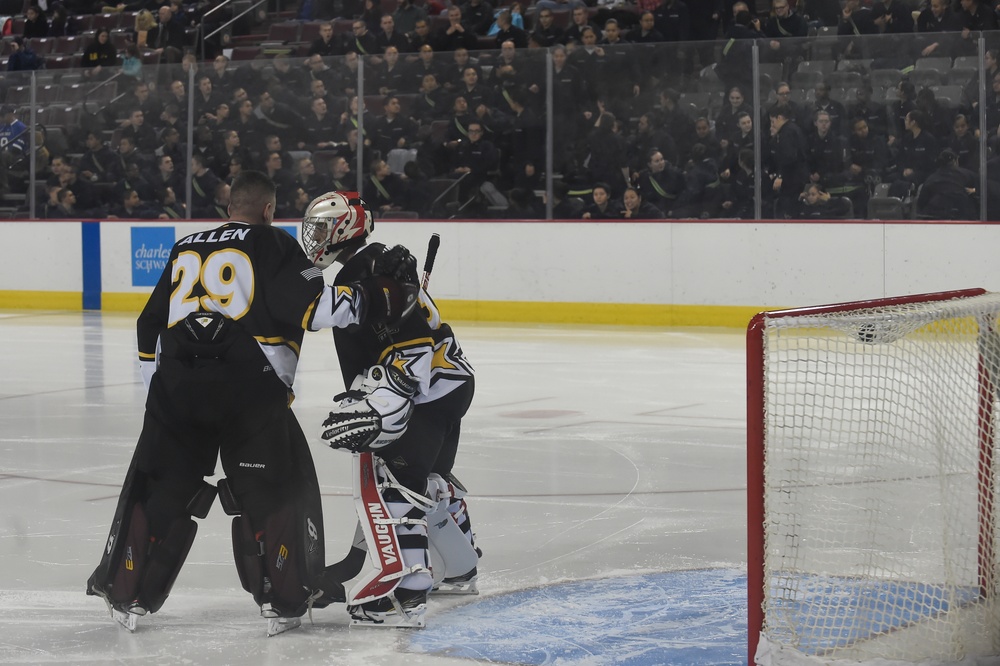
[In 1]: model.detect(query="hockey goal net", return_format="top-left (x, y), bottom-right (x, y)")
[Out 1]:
top-left (747, 289), bottom-right (1000, 666)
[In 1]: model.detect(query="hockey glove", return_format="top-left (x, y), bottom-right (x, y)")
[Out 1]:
top-left (320, 365), bottom-right (418, 452)
top-left (356, 275), bottom-right (419, 328)
top-left (373, 245), bottom-right (420, 286)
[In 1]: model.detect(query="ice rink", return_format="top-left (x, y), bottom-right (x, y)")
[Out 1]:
top-left (0, 310), bottom-right (749, 665)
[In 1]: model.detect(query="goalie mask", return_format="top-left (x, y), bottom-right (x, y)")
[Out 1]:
top-left (302, 191), bottom-right (374, 269)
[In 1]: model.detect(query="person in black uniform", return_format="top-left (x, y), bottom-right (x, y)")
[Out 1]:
top-left (916, 149), bottom-right (978, 220)
top-left (86, 171), bottom-right (418, 637)
top-left (303, 191), bottom-right (480, 628)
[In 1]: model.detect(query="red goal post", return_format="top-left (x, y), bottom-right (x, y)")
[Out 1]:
top-left (746, 288), bottom-right (999, 666)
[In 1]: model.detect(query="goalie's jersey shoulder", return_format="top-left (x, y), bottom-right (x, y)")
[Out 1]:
top-left (332, 243), bottom-right (473, 403)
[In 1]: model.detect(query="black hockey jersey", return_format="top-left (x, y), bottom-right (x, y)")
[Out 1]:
top-left (333, 243), bottom-right (473, 405)
top-left (138, 221), bottom-right (363, 387)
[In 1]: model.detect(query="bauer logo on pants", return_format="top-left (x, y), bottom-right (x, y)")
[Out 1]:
top-left (276, 545), bottom-right (288, 571)
top-left (131, 227), bottom-right (175, 287)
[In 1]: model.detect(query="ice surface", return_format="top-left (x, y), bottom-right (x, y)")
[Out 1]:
top-left (0, 312), bottom-right (749, 664)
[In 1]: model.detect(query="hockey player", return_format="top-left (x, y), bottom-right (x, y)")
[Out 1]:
top-left (86, 171), bottom-right (419, 636)
top-left (302, 191), bottom-right (480, 628)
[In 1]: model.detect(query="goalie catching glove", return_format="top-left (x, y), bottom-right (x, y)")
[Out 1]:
top-left (320, 365), bottom-right (419, 452)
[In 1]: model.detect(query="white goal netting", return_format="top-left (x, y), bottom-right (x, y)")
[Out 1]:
top-left (751, 291), bottom-right (1000, 666)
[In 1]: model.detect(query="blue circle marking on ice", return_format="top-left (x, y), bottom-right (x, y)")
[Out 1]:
top-left (408, 569), bottom-right (748, 665)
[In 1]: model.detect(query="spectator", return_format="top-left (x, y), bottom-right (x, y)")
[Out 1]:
top-left (82, 29), bottom-right (118, 79)
top-left (792, 183), bottom-right (853, 218)
top-left (720, 147), bottom-right (759, 218)
top-left (120, 109), bottom-right (158, 152)
top-left (807, 110), bottom-right (849, 187)
top-left (673, 143), bottom-right (722, 218)
top-left (277, 186), bottom-right (313, 219)
top-left (635, 148), bottom-right (685, 214)
top-left (766, 105), bottom-right (810, 217)
top-left (49, 188), bottom-right (79, 219)
top-left (255, 90), bottom-right (305, 138)
top-left (0, 105), bottom-right (27, 195)
top-left (849, 85), bottom-right (889, 139)
top-left (49, 4), bottom-right (77, 38)
top-left (888, 80), bottom-right (917, 147)
top-left (716, 87), bottom-right (753, 146)
top-left (309, 22), bottom-right (341, 57)
top-left (295, 157), bottom-right (330, 199)
top-left (836, 0), bottom-right (877, 59)
top-left (394, 0), bottom-right (428, 35)
top-left (155, 127), bottom-right (186, 172)
top-left (377, 14), bottom-right (411, 53)
top-left (914, 87), bottom-right (951, 140)
top-left (147, 5), bottom-right (186, 63)
top-left (717, 10), bottom-right (762, 94)
top-left (193, 75), bottom-right (223, 125)
top-left (374, 45), bottom-right (408, 95)
top-left (889, 109), bottom-right (939, 198)
top-left (916, 149), bottom-right (978, 219)
top-left (80, 131), bottom-right (116, 184)
top-left (531, 7), bottom-right (565, 47)
top-left (435, 6), bottom-right (478, 52)
top-left (149, 154), bottom-right (183, 199)
top-left (720, 111), bottom-right (755, 179)
top-left (501, 86), bottom-right (544, 188)
top-left (154, 186), bottom-right (185, 219)
top-left (563, 5), bottom-right (595, 45)
top-left (412, 72), bottom-right (446, 125)
top-left (406, 18), bottom-right (434, 53)
top-left (583, 111), bottom-right (630, 196)
top-left (463, 0), bottom-right (495, 36)
top-left (958, 0), bottom-right (999, 57)
top-left (619, 186), bottom-right (664, 218)
top-left (191, 153), bottom-right (222, 211)
top-left (581, 182), bottom-right (620, 219)
top-left (948, 114), bottom-right (979, 172)
top-left (7, 37), bottom-right (44, 72)
top-left (871, 0), bottom-right (915, 68)
top-left (450, 119), bottom-right (500, 203)
top-left (214, 130), bottom-right (252, 179)
top-left (347, 18), bottom-right (380, 55)
top-left (441, 47), bottom-right (478, 93)
top-left (628, 111), bottom-right (679, 177)
top-left (844, 117), bottom-right (887, 217)
top-left (328, 155), bottom-right (353, 191)
top-left (22, 5), bottom-right (49, 39)
top-left (196, 181), bottom-right (230, 218)
top-left (917, 0), bottom-right (963, 58)
top-left (363, 158), bottom-right (409, 212)
top-left (809, 82), bottom-right (847, 136)
top-left (110, 188), bottom-right (156, 219)
top-left (688, 116), bottom-right (724, 164)
top-left (132, 9), bottom-right (155, 48)
top-left (762, 0), bottom-right (807, 78)
top-left (653, 0), bottom-right (692, 45)
top-left (302, 97), bottom-right (339, 152)
top-left (492, 8), bottom-right (527, 49)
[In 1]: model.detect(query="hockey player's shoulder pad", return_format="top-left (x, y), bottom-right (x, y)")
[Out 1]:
top-left (320, 365), bottom-right (418, 453)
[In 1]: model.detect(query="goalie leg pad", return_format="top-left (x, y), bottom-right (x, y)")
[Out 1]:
top-left (427, 473), bottom-right (481, 594)
top-left (88, 469), bottom-right (206, 618)
top-left (347, 453), bottom-right (433, 607)
top-left (230, 494), bottom-right (325, 618)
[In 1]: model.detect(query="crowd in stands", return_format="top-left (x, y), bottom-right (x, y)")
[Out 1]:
top-left (2, 0), bottom-right (1000, 220)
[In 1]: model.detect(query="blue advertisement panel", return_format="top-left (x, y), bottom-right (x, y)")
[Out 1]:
top-left (131, 227), bottom-right (175, 287)
top-left (278, 225), bottom-right (298, 240)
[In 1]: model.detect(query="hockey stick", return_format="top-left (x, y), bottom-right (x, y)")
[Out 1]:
top-left (421, 233), bottom-right (440, 291)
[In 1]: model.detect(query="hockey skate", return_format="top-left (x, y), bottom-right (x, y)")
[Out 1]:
top-left (348, 588), bottom-right (427, 628)
top-left (261, 603), bottom-right (302, 637)
top-left (433, 566), bottom-right (479, 595)
top-left (90, 578), bottom-right (145, 632)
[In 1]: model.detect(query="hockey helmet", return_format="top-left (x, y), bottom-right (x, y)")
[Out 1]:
top-left (302, 191), bottom-right (374, 269)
